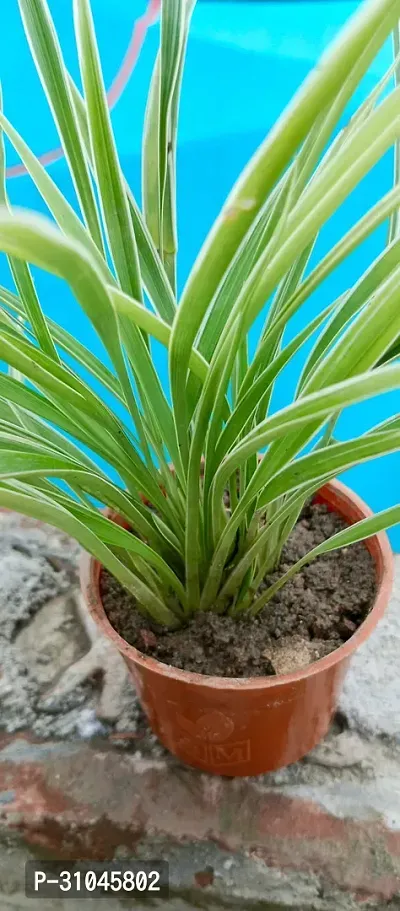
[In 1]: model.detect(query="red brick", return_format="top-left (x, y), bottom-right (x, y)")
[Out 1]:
top-left (1, 736), bottom-right (400, 901)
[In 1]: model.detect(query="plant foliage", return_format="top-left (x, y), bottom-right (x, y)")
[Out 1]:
top-left (0, 0), bottom-right (399, 626)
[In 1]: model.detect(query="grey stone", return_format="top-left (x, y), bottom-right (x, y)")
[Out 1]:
top-left (0, 512), bottom-right (79, 644)
top-left (0, 515), bottom-right (146, 741)
top-left (258, 727), bottom-right (400, 833)
top-left (0, 616), bottom-right (101, 739)
top-left (0, 739), bottom-right (80, 763)
top-left (280, 765), bottom-right (400, 831)
top-left (339, 554), bottom-right (400, 740)
top-left (303, 730), bottom-right (371, 768)
top-left (41, 591), bottom-right (135, 723)
top-left (0, 515), bottom-right (103, 739)
top-left (15, 593), bottom-right (87, 688)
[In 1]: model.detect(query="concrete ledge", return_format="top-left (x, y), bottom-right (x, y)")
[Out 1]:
top-left (1, 733), bottom-right (400, 908)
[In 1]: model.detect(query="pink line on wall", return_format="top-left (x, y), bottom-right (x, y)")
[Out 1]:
top-left (6, 0), bottom-right (161, 179)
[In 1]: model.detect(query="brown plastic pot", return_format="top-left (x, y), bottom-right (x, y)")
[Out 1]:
top-left (81, 479), bottom-right (393, 776)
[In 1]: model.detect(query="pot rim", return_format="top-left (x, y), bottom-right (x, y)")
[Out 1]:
top-left (81, 478), bottom-right (394, 692)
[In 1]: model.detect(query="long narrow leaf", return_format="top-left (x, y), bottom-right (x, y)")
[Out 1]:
top-left (0, 284), bottom-right (124, 402)
top-left (0, 110), bottom-right (112, 285)
top-left (258, 430), bottom-right (400, 507)
top-left (299, 239), bottom-right (400, 392)
top-left (213, 301), bottom-right (336, 470)
top-left (0, 90), bottom-right (58, 360)
top-left (73, 0), bottom-right (141, 301)
top-left (200, 364), bottom-right (400, 609)
top-left (250, 503), bottom-right (400, 614)
top-left (0, 208), bottom-right (163, 490)
top-left (263, 181), bottom-right (400, 350)
top-left (68, 75), bottom-right (176, 323)
top-left (18, 0), bottom-right (104, 252)
top-left (388, 23), bottom-right (400, 242)
top-left (0, 483), bottom-right (178, 627)
top-left (185, 316), bottom-right (242, 610)
top-left (171, 0), bottom-right (400, 427)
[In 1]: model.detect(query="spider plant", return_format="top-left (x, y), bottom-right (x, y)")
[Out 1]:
top-left (0, 0), bottom-right (399, 630)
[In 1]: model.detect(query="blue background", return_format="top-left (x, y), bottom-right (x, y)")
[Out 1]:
top-left (1, 1), bottom-right (399, 545)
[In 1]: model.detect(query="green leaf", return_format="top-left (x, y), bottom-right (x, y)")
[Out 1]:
top-left (61, 501), bottom-right (186, 607)
top-left (185, 316), bottom-right (243, 610)
top-left (142, 54), bottom-right (160, 251)
top-left (112, 286), bottom-right (208, 383)
top-left (0, 110), bottom-right (112, 285)
top-left (299, 234), bottom-right (400, 391)
top-left (225, 173), bottom-right (400, 517)
top-left (216, 482), bottom-right (325, 610)
top-left (143, 0), bottom-right (186, 288)
top-left (249, 255), bottom-right (400, 489)
top-left (0, 311), bottom-right (168, 506)
top-left (213, 302), bottom-right (336, 472)
top-left (304, 258), bottom-right (400, 392)
top-left (0, 446), bottom-right (87, 477)
top-left (0, 482), bottom-right (179, 627)
top-left (158, 0), bottom-right (185, 226)
top-left (200, 364), bottom-right (400, 609)
top-left (73, 0), bottom-right (141, 301)
top-left (388, 23), bottom-right (400, 243)
top-left (239, 86), bottom-right (400, 338)
top-left (265, 181), bottom-right (400, 349)
top-left (126, 186), bottom-right (177, 322)
top-left (0, 283), bottom-right (125, 402)
top-left (68, 74), bottom-right (176, 322)
top-left (0, 444), bottom-right (185, 601)
top-left (250, 503), bottom-right (400, 614)
top-left (174, 0), bottom-right (400, 413)
top-left (0, 208), bottom-right (165, 491)
top-left (0, 0), bottom-right (399, 626)
top-left (0, 315), bottom-right (159, 504)
top-left (0, 411), bottom-right (100, 473)
top-left (18, 0), bottom-right (104, 253)
top-left (145, 0), bottom-right (195, 293)
top-left (258, 429), bottom-right (400, 507)
top-left (118, 312), bottom-right (183, 477)
top-left (0, 90), bottom-right (58, 361)
top-left (195, 165), bottom-right (299, 385)
top-left (172, 84), bottom-right (400, 469)
top-left (72, 0), bottom-right (184, 471)
top-left (0, 371), bottom-right (107, 451)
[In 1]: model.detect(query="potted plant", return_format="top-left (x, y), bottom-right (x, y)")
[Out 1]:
top-left (0, 0), bottom-right (399, 775)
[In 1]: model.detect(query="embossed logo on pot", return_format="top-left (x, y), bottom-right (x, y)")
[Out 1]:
top-left (176, 710), bottom-right (234, 742)
top-left (173, 710), bottom-right (250, 767)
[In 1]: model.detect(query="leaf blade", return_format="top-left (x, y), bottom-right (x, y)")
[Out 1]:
top-left (18, 0), bottom-right (104, 252)
top-left (73, 0), bottom-right (141, 300)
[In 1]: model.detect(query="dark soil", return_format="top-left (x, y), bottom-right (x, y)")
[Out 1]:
top-left (101, 502), bottom-right (376, 678)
